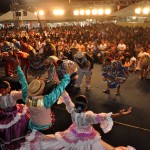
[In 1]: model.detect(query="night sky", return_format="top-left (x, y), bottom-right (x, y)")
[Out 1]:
top-left (0, 0), bottom-right (11, 13)
top-left (0, 0), bottom-right (95, 12)
top-left (0, 0), bottom-right (38, 13)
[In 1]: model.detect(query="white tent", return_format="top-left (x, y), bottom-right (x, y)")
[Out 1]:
top-left (0, 10), bottom-right (45, 21)
top-left (111, 1), bottom-right (150, 17)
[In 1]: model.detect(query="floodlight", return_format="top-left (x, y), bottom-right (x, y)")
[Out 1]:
top-left (85, 10), bottom-right (90, 15)
top-left (92, 9), bottom-right (97, 15)
top-left (132, 16), bottom-right (136, 19)
top-left (80, 10), bottom-right (85, 15)
top-left (74, 10), bottom-right (79, 16)
top-left (39, 10), bottom-right (44, 16)
top-left (34, 12), bottom-right (38, 16)
top-left (59, 10), bottom-right (64, 15)
top-left (105, 9), bottom-right (111, 15)
top-left (143, 7), bottom-right (149, 14)
top-left (135, 8), bottom-right (141, 14)
top-left (53, 10), bottom-right (59, 15)
top-left (98, 9), bottom-right (103, 15)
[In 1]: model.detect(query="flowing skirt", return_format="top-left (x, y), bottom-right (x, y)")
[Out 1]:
top-left (19, 130), bottom-right (135, 150)
top-left (0, 104), bottom-right (30, 149)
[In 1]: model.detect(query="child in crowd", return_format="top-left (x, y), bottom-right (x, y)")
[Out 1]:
top-left (129, 57), bottom-right (137, 73)
top-left (19, 91), bottom-right (135, 150)
top-left (124, 58), bottom-right (130, 69)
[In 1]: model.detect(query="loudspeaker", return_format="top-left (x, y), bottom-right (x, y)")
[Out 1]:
top-left (16, 11), bottom-right (21, 16)
top-left (23, 11), bottom-right (27, 16)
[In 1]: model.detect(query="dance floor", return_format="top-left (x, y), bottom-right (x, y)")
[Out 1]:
top-left (0, 63), bottom-right (150, 150)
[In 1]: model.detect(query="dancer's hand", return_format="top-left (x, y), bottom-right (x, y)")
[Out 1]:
top-left (119, 107), bottom-right (132, 116)
top-left (111, 107), bottom-right (132, 118)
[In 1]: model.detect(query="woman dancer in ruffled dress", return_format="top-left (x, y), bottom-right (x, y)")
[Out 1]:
top-left (102, 58), bottom-right (128, 95)
top-left (19, 91), bottom-right (134, 150)
top-left (0, 64), bottom-right (30, 149)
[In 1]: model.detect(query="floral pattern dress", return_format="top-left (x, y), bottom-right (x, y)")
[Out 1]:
top-left (102, 60), bottom-right (128, 88)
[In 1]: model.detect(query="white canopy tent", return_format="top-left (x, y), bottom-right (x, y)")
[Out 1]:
top-left (0, 10), bottom-right (45, 21)
top-left (111, 1), bottom-right (150, 17)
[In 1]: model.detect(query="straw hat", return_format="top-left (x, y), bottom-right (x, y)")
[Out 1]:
top-left (75, 51), bottom-right (84, 59)
top-left (28, 79), bottom-right (45, 96)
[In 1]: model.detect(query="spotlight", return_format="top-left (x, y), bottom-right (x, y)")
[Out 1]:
top-left (85, 10), bottom-right (90, 15)
top-left (53, 10), bottom-right (59, 15)
top-left (59, 10), bottom-right (64, 15)
top-left (135, 8), bottom-right (141, 14)
top-left (39, 10), bottom-right (44, 16)
top-left (143, 7), bottom-right (149, 14)
top-left (132, 16), bottom-right (136, 19)
top-left (34, 12), bottom-right (38, 16)
top-left (98, 9), bottom-right (103, 15)
top-left (74, 10), bottom-right (79, 16)
top-left (105, 9), bottom-right (111, 15)
top-left (80, 10), bottom-right (85, 15)
top-left (92, 9), bottom-right (97, 15)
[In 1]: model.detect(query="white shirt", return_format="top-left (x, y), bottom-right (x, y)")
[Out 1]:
top-left (117, 44), bottom-right (126, 51)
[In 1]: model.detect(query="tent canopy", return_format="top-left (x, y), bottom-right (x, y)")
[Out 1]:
top-left (0, 10), bottom-right (45, 21)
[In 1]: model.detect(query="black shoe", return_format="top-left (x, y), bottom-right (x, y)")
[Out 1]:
top-left (102, 90), bottom-right (110, 94)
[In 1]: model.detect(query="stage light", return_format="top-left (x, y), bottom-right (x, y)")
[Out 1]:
top-left (74, 10), bottom-right (79, 16)
top-left (105, 9), bottom-right (111, 15)
top-left (98, 9), bottom-right (103, 15)
top-left (59, 10), bottom-right (64, 15)
top-left (80, 10), bottom-right (85, 15)
top-left (143, 7), bottom-right (149, 14)
top-left (39, 10), bottom-right (44, 16)
top-left (92, 9), bottom-right (97, 15)
top-left (53, 10), bottom-right (59, 15)
top-left (34, 12), bottom-right (38, 16)
top-left (53, 10), bottom-right (64, 15)
top-left (132, 16), bottom-right (136, 19)
top-left (135, 8), bottom-right (141, 14)
top-left (85, 10), bottom-right (90, 15)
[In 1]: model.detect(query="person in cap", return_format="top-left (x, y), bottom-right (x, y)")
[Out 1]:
top-left (19, 92), bottom-right (135, 150)
top-left (74, 50), bottom-right (94, 91)
top-left (14, 54), bottom-right (77, 134)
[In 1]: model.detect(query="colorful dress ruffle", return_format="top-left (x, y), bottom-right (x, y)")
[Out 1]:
top-left (102, 60), bottom-right (128, 88)
top-left (0, 66), bottom-right (30, 149)
top-left (0, 104), bottom-right (29, 149)
top-left (19, 92), bottom-right (135, 150)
